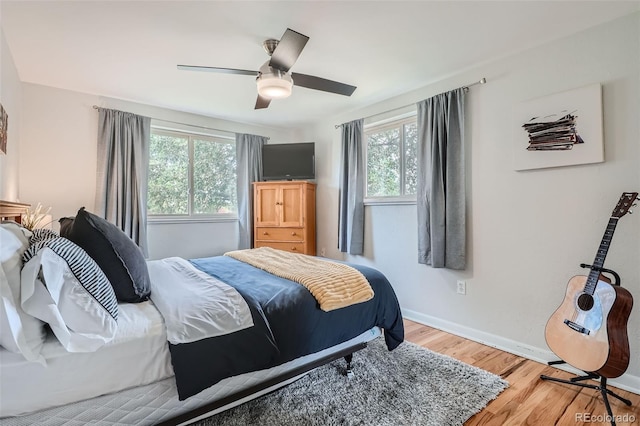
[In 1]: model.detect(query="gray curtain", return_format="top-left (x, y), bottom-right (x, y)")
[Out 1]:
top-left (95, 108), bottom-right (151, 257)
top-left (416, 88), bottom-right (466, 269)
top-left (236, 133), bottom-right (266, 249)
top-left (338, 119), bottom-right (365, 255)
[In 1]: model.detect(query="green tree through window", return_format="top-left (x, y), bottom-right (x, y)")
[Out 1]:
top-left (148, 130), bottom-right (237, 217)
top-left (148, 133), bottom-right (189, 215)
top-left (193, 138), bottom-right (237, 214)
top-left (365, 117), bottom-right (417, 199)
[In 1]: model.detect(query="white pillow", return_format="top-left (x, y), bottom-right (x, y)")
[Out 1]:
top-left (0, 223), bottom-right (45, 363)
top-left (21, 237), bottom-right (118, 352)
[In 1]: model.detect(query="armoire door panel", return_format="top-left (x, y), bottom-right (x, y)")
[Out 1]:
top-left (280, 185), bottom-right (304, 227)
top-left (255, 186), bottom-right (279, 226)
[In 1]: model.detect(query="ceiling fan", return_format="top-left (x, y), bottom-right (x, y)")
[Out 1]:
top-left (177, 28), bottom-right (357, 110)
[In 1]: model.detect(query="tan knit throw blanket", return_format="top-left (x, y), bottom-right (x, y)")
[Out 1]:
top-left (224, 247), bottom-right (374, 312)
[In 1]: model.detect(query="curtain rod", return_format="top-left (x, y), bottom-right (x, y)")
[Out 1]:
top-left (92, 106), bottom-right (270, 140)
top-left (334, 77), bottom-right (487, 129)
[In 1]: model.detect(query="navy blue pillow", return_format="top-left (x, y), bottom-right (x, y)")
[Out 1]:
top-left (58, 217), bottom-right (75, 237)
top-left (65, 207), bottom-right (150, 303)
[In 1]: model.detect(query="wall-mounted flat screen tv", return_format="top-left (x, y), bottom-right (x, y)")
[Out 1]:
top-left (261, 142), bottom-right (315, 181)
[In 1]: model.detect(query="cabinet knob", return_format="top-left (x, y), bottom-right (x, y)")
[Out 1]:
top-left (263, 231), bottom-right (268, 235)
top-left (291, 231), bottom-right (296, 236)
top-left (291, 247), bottom-right (297, 251)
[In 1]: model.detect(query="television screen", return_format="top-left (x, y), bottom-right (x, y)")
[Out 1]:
top-left (261, 142), bottom-right (315, 181)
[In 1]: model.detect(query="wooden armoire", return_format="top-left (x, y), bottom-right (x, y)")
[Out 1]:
top-left (253, 181), bottom-right (316, 255)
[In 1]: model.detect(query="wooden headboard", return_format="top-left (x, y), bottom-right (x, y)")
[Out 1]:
top-left (0, 200), bottom-right (30, 223)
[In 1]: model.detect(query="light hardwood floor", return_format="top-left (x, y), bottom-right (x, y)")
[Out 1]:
top-left (403, 319), bottom-right (640, 426)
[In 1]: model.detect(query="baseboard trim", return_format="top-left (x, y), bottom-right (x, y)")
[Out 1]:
top-left (402, 309), bottom-right (640, 395)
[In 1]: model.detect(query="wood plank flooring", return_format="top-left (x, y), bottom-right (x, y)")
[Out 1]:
top-left (403, 319), bottom-right (640, 425)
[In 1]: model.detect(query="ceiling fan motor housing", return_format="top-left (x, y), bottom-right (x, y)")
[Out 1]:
top-left (257, 61), bottom-right (294, 99)
top-left (262, 39), bottom-right (279, 56)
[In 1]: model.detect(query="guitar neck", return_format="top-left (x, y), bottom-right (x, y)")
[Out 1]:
top-left (584, 217), bottom-right (619, 294)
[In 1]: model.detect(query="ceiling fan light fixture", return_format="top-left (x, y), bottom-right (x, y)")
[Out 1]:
top-left (256, 69), bottom-right (293, 99)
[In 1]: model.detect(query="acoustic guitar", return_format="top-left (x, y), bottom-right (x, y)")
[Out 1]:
top-left (545, 192), bottom-right (637, 378)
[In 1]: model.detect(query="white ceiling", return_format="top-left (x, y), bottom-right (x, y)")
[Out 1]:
top-left (2, 1), bottom-right (638, 128)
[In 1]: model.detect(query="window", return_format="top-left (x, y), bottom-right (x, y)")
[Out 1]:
top-left (365, 116), bottom-right (417, 201)
top-left (148, 129), bottom-right (237, 219)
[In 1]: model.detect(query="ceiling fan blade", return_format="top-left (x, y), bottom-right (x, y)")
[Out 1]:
top-left (291, 73), bottom-right (357, 96)
top-left (255, 95), bottom-right (272, 110)
top-left (177, 65), bottom-right (257, 76)
top-left (269, 29), bottom-right (309, 72)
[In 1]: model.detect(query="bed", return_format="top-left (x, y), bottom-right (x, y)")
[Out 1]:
top-left (0, 202), bottom-right (404, 425)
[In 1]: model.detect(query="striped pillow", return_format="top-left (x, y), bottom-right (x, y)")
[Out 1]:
top-left (23, 229), bottom-right (59, 263)
top-left (30, 228), bottom-right (58, 244)
top-left (21, 237), bottom-right (118, 352)
top-left (46, 238), bottom-right (118, 321)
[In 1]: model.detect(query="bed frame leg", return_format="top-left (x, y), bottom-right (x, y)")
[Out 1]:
top-left (344, 354), bottom-right (355, 379)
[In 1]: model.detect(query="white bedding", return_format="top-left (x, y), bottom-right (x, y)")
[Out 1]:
top-left (147, 257), bottom-right (253, 344)
top-left (0, 301), bottom-right (173, 417)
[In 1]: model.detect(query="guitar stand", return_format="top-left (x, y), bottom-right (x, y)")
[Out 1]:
top-left (579, 263), bottom-right (621, 286)
top-left (541, 263), bottom-right (631, 426)
top-left (540, 362), bottom-right (632, 426)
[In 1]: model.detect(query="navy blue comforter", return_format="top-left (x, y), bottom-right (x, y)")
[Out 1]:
top-left (168, 256), bottom-right (404, 400)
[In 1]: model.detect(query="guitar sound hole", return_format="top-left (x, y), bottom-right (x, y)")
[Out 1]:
top-left (577, 293), bottom-right (595, 311)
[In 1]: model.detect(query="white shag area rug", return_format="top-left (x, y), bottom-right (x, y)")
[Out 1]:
top-left (196, 337), bottom-right (508, 426)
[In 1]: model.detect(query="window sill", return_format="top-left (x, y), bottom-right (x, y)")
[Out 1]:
top-left (148, 215), bottom-right (238, 224)
top-left (364, 197), bottom-right (416, 206)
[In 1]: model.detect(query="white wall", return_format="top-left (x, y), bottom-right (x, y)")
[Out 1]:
top-left (18, 83), bottom-right (298, 259)
top-left (0, 26), bottom-right (22, 200)
top-left (308, 13), bottom-right (640, 391)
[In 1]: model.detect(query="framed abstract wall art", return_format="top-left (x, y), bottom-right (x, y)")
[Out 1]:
top-left (512, 83), bottom-right (603, 171)
top-left (0, 103), bottom-right (7, 155)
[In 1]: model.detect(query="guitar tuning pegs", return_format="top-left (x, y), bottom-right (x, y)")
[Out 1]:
top-left (629, 210), bottom-right (634, 214)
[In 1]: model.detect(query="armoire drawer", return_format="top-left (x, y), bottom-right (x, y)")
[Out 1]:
top-left (254, 241), bottom-right (306, 254)
top-left (255, 227), bottom-right (304, 242)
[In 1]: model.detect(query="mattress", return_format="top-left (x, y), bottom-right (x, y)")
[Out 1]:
top-left (1, 327), bottom-right (382, 425)
top-left (0, 301), bottom-right (173, 418)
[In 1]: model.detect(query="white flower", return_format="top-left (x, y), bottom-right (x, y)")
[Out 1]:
top-left (22, 203), bottom-right (52, 230)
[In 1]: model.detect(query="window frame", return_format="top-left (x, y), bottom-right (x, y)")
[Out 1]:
top-left (363, 114), bottom-right (418, 205)
top-left (147, 127), bottom-right (238, 223)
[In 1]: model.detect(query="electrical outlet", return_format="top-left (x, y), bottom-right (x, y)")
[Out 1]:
top-left (456, 280), bottom-right (466, 295)
top-left (320, 248), bottom-right (326, 257)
